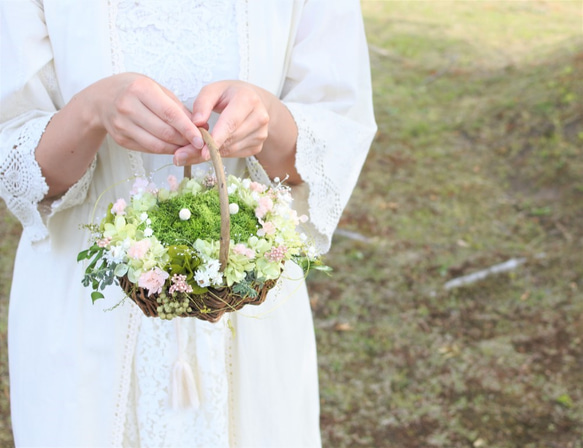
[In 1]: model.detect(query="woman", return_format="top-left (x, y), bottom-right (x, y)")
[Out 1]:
top-left (0, 1), bottom-right (376, 446)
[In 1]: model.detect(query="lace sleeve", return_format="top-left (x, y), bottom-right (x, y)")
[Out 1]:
top-left (284, 103), bottom-right (374, 255)
top-left (0, 116), bottom-right (52, 243)
top-left (276, 1), bottom-right (377, 254)
top-left (0, 3), bottom-right (98, 244)
top-left (50, 158), bottom-right (97, 215)
top-left (0, 114), bottom-right (97, 244)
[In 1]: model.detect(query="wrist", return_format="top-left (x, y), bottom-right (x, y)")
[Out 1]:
top-left (77, 81), bottom-right (108, 137)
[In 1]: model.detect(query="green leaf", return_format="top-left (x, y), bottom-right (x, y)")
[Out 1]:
top-left (556, 394), bottom-right (573, 408)
top-left (313, 265), bottom-right (333, 273)
top-left (91, 291), bottom-right (105, 303)
top-left (189, 283), bottom-right (208, 295)
top-left (114, 263), bottom-right (129, 277)
top-left (77, 250), bottom-right (89, 262)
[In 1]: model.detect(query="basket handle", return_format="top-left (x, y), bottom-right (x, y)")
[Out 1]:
top-left (183, 129), bottom-right (230, 272)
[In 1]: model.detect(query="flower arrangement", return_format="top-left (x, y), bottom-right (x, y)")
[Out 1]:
top-left (77, 169), bottom-right (324, 322)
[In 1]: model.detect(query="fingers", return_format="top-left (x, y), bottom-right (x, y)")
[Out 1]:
top-left (138, 82), bottom-right (204, 149)
top-left (172, 144), bottom-right (206, 167)
top-left (190, 82), bottom-right (228, 128)
top-left (191, 81), bottom-right (270, 160)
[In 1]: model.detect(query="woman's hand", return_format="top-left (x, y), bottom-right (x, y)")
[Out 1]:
top-left (172, 81), bottom-right (270, 165)
top-left (36, 72), bottom-right (205, 197)
top-left (92, 73), bottom-right (204, 155)
top-left (173, 80), bottom-right (301, 184)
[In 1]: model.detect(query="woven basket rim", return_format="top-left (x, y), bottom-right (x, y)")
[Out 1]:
top-left (122, 128), bottom-right (278, 321)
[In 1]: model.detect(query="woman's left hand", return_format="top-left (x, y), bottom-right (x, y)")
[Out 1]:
top-left (173, 80), bottom-right (301, 184)
top-left (173, 81), bottom-right (271, 166)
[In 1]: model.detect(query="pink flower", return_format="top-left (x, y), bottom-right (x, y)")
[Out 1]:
top-left (169, 274), bottom-right (193, 294)
top-left (138, 267), bottom-right (169, 295)
top-left (233, 243), bottom-right (255, 259)
top-left (127, 239), bottom-right (151, 259)
top-left (111, 198), bottom-right (127, 215)
top-left (167, 175), bottom-right (179, 192)
top-left (203, 174), bottom-right (217, 188)
top-left (131, 177), bottom-right (157, 195)
top-left (255, 196), bottom-right (274, 219)
top-left (249, 181), bottom-right (267, 193)
top-left (265, 245), bottom-right (288, 263)
top-left (257, 221), bottom-right (276, 237)
top-left (131, 178), bottom-right (149, 195)
top-left (97, 237), bottom-right (112, 248)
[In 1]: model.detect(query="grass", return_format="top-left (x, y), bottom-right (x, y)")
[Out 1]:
top-left (1, 1), bottom-right (582, 446)
top-left (310, 1), bottom-right (583, 447)
top-left (0, 206), bottom-right (18, 446)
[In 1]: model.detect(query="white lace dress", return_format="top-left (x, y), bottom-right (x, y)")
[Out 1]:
top-left (118, 2), bottom-right (236, 445)
top-left (0, 1), bottom-right (376, 446)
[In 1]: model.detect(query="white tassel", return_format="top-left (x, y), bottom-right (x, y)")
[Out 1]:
top-left (171, 320), bottom-right (200, 409)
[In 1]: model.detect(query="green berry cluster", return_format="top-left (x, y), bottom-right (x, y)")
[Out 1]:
top-left (156, 292), bottom-right (193, 320)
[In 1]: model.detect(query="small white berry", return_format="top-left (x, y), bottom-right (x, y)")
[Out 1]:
top-left (179, 208), bottom-right (191, 220)
top-left (229, 203), bottom-right (239, 215)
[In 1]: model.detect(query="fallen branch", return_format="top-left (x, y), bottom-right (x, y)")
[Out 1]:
top-left (424, 54), bottom-right (458, 85)
top-left (334, 228), bottom-right (371, 243)
top-left (444, 257), bottom-right (526, 290)
top-left (368, 44), bottom-right (403, 62)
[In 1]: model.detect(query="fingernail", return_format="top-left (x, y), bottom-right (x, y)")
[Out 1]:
top-left (193, 137), bottom-right (204, 149)
top-left (192, 113), bottom-right (203, 123)
top-left (175, 154), bottom-right (187, 166)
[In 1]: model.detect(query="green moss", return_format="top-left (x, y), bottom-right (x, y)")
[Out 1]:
top-left (148, 190), bottom-right (259, 246)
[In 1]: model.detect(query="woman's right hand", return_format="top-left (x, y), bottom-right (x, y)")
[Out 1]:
top-left (36, 73), bottom-right (204, 198)
top-left (90, 73), bottom-right (204, 155)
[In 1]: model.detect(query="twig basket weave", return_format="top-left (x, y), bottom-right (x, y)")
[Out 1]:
top-left (120, 128), bottom-right (277, 323)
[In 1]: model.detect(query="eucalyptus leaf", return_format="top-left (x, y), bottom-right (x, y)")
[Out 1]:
top-left (91, 291), bottom-right (104, 303)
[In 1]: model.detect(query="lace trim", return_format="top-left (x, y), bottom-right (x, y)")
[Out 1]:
top-left (0, 115), bottom-right (52, 243)
top-left (116, 0), bottom-right (237, 106)
top-left (286, 103), bottom-right (343, 254)
top-left (124, 317), bottom-right (230, 447)
top-left (245, 156), bottom-right (273, 186)
top-left (111, 304), bottom-right (142, 447)
top-left (236, 0), bottom-right (250, 83)
top-left (107, 2), bottom-right (144, 446)
top-left (50, 157), bottom-right (97, 213)
top-left (110, 0), bottom-right (241, 445)
top-left (231, 4), bottom-right (250, 443)
top-left (38, 60), bottom-right (63, 107)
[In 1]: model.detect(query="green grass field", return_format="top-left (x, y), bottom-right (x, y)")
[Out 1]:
top-left (1, 1), bottom-right (582, 447)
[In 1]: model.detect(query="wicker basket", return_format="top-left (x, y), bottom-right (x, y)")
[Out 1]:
top-left (120, 128), bottom-right (277, 323)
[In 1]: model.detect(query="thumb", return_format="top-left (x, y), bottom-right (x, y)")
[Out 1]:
top-left (191, 82), bottom-right (228, 127)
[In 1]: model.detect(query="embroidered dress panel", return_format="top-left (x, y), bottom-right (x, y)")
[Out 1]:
top-left (116, 1), bottom-right (238, 445)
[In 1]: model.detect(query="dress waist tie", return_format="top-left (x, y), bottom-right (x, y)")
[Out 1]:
top-left (171, 319), bottom-right (200, 409)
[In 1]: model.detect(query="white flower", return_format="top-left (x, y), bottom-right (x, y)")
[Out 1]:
top-left (140, 212), bottom-right (149, 221)
top-left (104, 244), bottom-right (126, 265)
top-left (307, 245), bottom-right (318, 259)
top-left (194, 270), bottom-right (211, 288)
top-left (228, 184), bottom-right (237, 195)
top-left (143, 228), bottom-right (153, 237)
top-left (179, 208), bottom-right (191, 220)
top-left (194, 259), bottom-right (224, 288)
top-left (229, 203), bottom-right (239, 215)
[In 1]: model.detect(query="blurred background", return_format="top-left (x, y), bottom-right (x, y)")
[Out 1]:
top-left (1, 1), bottom-right (582, 447)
